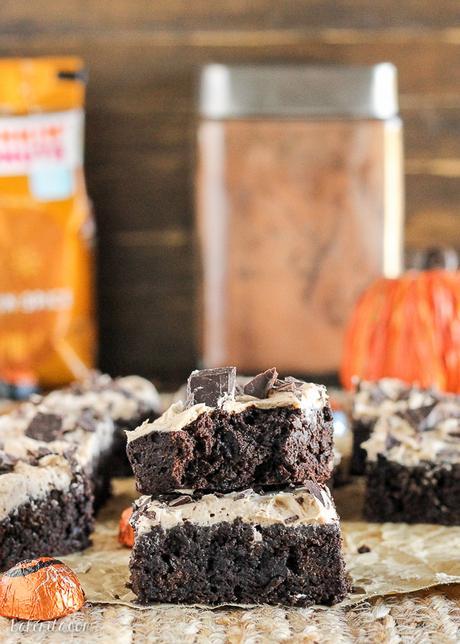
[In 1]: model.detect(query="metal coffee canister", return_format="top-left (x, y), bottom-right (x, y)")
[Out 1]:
top-left (196, 63), bottom-right (404, 377)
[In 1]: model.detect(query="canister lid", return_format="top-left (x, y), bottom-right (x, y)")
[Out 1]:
top-left (199, 63), bottom-right (398, 119)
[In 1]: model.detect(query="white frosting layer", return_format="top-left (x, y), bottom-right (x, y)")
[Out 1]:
top-left (127, 382), bottom-right (327, 444)
top-left (0, 454), bottom-right (73, 521)
top-left (353, 378), bottom-right (436, 421)
top-left (44, 373), bottom-right (161, 421)
top-left (133, 485), bottom-right (338, 535)
top-left (0, 403), bottom-right (115, 469)
top-left (363, 400), bottom-right (460, 467)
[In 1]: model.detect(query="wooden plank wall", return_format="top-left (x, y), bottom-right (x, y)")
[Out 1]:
top-left (1, 1), bottom-right (459, 384)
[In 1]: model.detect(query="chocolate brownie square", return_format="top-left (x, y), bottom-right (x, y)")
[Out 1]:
top-left (363, 392), bottom-right (460, 524)
top-left (129, 484), bottom-right (350, 606)
top-left (127, 368), bottom-right (335, 495)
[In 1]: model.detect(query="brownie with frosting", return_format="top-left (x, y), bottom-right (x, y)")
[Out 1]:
top-left (362, 389), bottom-right (460, 524)
top-left (129, 483), bottom-right (350, 606)
top-left (127, 367), bottom-right (335, 495)
top-left (350, 378), bottom-right (438, 474)
top-left (0, 442), bottom-right (93, 571)
top-left (44, 372), bottom-right (162, 476)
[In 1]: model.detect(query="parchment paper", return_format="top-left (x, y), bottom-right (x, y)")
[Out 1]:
top-left (61, 478), bottom-right (460, 609)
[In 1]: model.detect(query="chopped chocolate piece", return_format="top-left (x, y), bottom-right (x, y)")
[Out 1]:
top-left (25, 412), bottom-right (63, 442)
top-left (76, 410), bottom-right (97, 433)
top-left (0, 451), bottom-right (18, 474)
top-left (385, 434), bottom-right (401, 450)
top-left (186, 367), bottom-right (237, 408)
top-left (168, 495), bottom-right (194, 508)
top-left (284, 514), bottom-right (300, 524)
top-left (243, 368), bottom-right (278, 399)
top-left (397, 402), bottom-right (437, 431)
top-left (357, 545), bottom-right (371, 554)
top-left (304, 481), bottom-right (326, 505)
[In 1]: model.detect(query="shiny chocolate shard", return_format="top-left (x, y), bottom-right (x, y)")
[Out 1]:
top-left (186, 367), bottom-right (236, 408)
top-left (244, 367), bottom-right (278, 399)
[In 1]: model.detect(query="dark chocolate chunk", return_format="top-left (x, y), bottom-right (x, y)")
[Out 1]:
top-left (243, 368), bottom-right (278, 399)
top-left (0, 450), bottom-right (18, 474)
top-left (168, 495), bottom-right (194, 507)
top-left (25, 412), bottom-right (64, 442)
top-left (385, 434), bottom-right (401, 450)
top-left (304, 481), bottom-right (326, 505)
top-left (284, 514), bottom-right (299, 524)
top-left (186, 367), bottom-right (236, 408)
top-left (76, 410), bottom-right (97, 433)
top-left (270, 376), bottom-right (305, 397)
top-left (357, 545), bottom-right (371, 554)
top-left (397, 402), bottom-right (438, 431)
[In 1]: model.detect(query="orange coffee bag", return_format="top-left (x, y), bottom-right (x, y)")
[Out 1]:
top-left (0, 57), bottom-right (95, 391)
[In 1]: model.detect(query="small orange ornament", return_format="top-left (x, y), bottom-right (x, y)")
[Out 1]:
top-left (118, 506), bottom-right (135, 548)
top-left (0, 558), bottom-right (85, 621)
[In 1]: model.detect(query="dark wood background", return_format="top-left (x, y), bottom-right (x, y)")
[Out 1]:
top-left (2, 2), bottom-right (459, 385)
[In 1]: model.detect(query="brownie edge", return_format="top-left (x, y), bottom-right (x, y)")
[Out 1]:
top-left (129, 520), bottom-right (350, 607)
top-left (364, 456), bottom-right (460, 525)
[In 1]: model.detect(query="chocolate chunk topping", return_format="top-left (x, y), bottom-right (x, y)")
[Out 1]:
top-left (186, 367), bottom-right (236, 408)
top-left (25, 412), bottom-right (63, 442)
top-left (303, 481), bottom-right (326, 506)
top-left (0, 450), bottom-right (18, 474)
top-left (76, 409), bottom-right (97, 433)
top-left (26, 446), bottom-right (55, 466)
top-left (243, 368), bottom-right (278, 399)
top-left (168, 495), bottom-right (194, 507)
top-left (270, 376), bottom-right (305, 397)
top-left (397, 402), bottom-right (438, 431)
top-left (385, 434), bottom-right (401, 450)
top-left (284, 514), bottom-right (299, 524)
top-left (357, 545), bottom-right (371, 554)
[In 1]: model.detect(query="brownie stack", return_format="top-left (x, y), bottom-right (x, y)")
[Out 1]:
top-left (127, 367), bottom-right (350, 607)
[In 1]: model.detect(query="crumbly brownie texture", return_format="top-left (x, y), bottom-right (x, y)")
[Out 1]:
top-left (363, 389), bottom-right (460, 524)
top-left (0, 455), bottom-right (93, 571)
top-left (129, 485), bottom-right (349, 606)
top-left (127, 368), bottom-right (334, 495)
top-left (364, 456), bottom-right (460, 525)
top-left (351, 378), bottom-right (438, 474)
top-left (130, 521), bottom-right (348, 607)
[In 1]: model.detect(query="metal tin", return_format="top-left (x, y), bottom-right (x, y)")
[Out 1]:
top-left (199, 63), bottom-right (398, 120)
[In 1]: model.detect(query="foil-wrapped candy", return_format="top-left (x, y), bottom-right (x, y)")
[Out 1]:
top-left (0, 558), bottom-right (85, 620)
top-left (118, 506), bottom-right (134, 548)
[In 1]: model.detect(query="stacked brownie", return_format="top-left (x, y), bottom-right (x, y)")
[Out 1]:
top-left (362, 388), bottom-right (460, 525)
top-left (350, 378), bottom-right (437, 474)
top-left (127, 367), bottom-right (350, 606)
top-left (0, 372), bottom-right (160, 570)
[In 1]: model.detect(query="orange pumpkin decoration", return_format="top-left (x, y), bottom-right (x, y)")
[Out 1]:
top-left (341, 269), bottom-right (460, 393)
top-left (118, 506), bottom-right (135, 548)
top-left (0, 558), bottom-right (85, 621)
